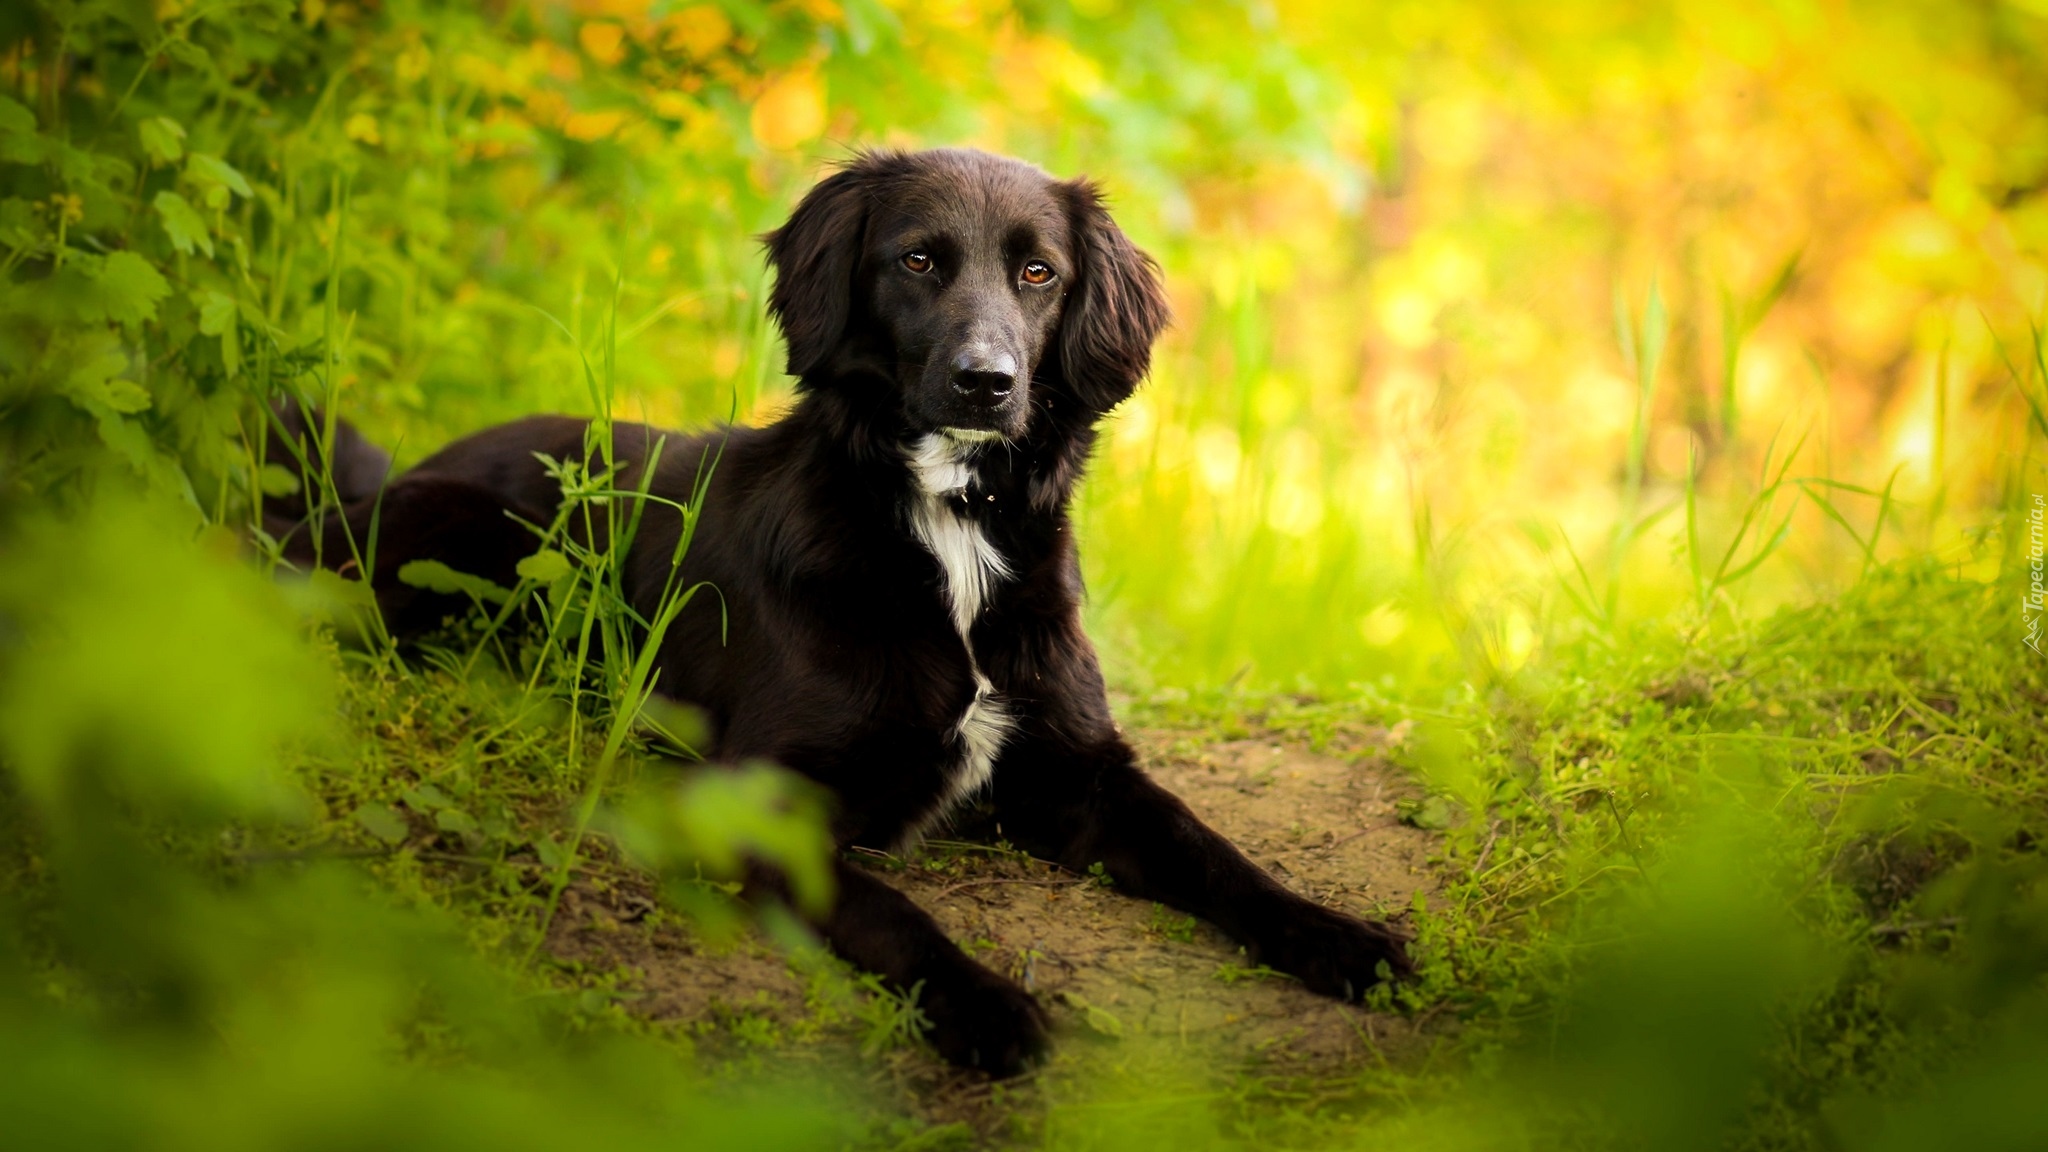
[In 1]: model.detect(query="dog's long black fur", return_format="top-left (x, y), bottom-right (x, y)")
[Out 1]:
top-left (271, 149), bottom-right (1411, 1075)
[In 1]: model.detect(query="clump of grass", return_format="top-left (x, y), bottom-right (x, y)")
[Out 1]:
top-left (1296, 544), bottom-right (2043, 1148)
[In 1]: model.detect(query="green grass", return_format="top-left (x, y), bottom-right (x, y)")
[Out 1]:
top-left (1082, 544), bottom-right (2046, 1151)
top-left (6, 411), bottom-right (2043, 1150)
top-left (92, 514), bottom-right (2048, 1149)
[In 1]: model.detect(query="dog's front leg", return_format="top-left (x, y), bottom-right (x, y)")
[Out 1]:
top-left (991, 735), bottom-right (1413, 1000)
top-left (798, 857), bottom-right (1050, 1074)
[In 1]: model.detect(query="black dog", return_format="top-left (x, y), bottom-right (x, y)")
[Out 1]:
top-left (272, 149), bottom-right (1411, 1074)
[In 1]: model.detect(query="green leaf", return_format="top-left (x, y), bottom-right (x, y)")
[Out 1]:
top-left (257, 463), bottom-right (300, 497)
top-left (139, 116), bottom-right (186, 165)
top-left (95, 412), bottom-right (158, 475)
top-left (609, 765), bottom-right (835, 916)
top-left (396, 560), bottom-right (511, 604)
top-left (401, 783), bottom-right (453, 810)
top-left (63, 367), bottom-right (151, 416)
top-left (1213, 962), bottom-right (1290, 986)
top-left (1062, 992), bottom-right (1125, 1039)
top-left (639, 696), bottom-right (709, 754)
top-left (186, 152), bottom-right (253, 199)
top-left (0, 197), bottom-right (35, 247)
top-left (165, 39), bottom-right (211, 69)
top-left (0, 134), bottom-right (40, 165)
top-left (154, 190), bottom-right (212, 257)
top-left (1397, 795), bottom-right (1456, 831)
top-left (515, 547), bottom-right (572, 584)
top-left (0, 99), bottom-right (38, 164)
top-left (197, 290), bottom-right (237, 336)
top-left (221, 333), bottom-right (241, 381)
top-left (353, 803), bottom-right (409, 845)
top-left (534, 834), bottom-right (568, 871)
top-left (97, 379), bottom-right (151, 414)
top-left (92, 251), bottom-right (171, 327)
top-left (60, 343), bottom-right (135, 416)
top-left (435, 808), bottom-right (481, 838)
top-left (0, 95), bottom-right (33, 137)
top-left (305, 567), bottom-right (376, 611)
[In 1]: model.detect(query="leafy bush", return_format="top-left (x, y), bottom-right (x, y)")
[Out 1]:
top-left (0, 6), bottom-right (858, 1142)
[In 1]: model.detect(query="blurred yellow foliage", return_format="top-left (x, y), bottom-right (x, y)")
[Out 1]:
top-left (343, 112), bottom-right (381, 146)
top-left (562, 108), bottom-right (628, 141)
top-left (663, 6), bottom-right (733, 59)
top-left (63, 0), bottom-right (2033, 688)
top-left (577, 21), bottom-right (626, 65)
top-left (751, 67), bottom-right (828, 151)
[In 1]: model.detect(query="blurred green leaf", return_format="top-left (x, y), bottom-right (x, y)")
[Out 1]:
top-left (61, 342), bottom-right (148, 416)
top-left (197, 289), bottom-right (236, 335)
top-left (403, 784), bottom-right (454, 811)
top-left (534, 834), bottom-right (568, 872)
top-left (138, 116), bottom-right (185, 164)
top-left (185, 152), bottom-right (252, 199)
top-left (1064, 992), bottom-right (1126, 1039)
top-left (1396, 795), bottom-right (1456, 831)
top-left (354, 802), bottom-right (409, 844)
top-left (638, 695), bottom-right (709, 754)
top-left (155, 191), bottom-right (212, 256)
top-left (0, 496), bottom-right (327, 822)
top-left (397, 560), bottom-right (511, 604)
top-left (258, 462), bottom-right (301, 497)
top-left (91, 252), bottom-right (170, 327)
top-left (515, 548), bottom-right (572, 584)
top-left (609, 764), bottom-right (834, 917)
top-left (0, 93), bottom-right (34, 137)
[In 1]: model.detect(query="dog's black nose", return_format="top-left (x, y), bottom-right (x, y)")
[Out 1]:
top-left (950, 349), bottom-right (1018, 408)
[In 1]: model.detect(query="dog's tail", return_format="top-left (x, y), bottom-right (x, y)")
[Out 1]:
top-left (262, 400), bottom-right (394, 527)
top-left (259, 402), bottom-right (547, 637)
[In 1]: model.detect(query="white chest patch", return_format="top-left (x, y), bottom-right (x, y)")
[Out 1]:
top-left (902, 432), bottom-right (1017, 838)
top-left (905, 433), bottom-right (1012, 637)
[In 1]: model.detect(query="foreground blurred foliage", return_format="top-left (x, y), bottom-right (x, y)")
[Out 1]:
top-left (1374, 554), bottom-right (2048, 1151)
top-left (2, 0), bottom-right (2045, 1148)
top-left (0, 499), bottom-right (844, 1149)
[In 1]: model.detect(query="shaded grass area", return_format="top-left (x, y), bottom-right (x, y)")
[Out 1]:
top-left (20, 545), bottom-right (2037, 1149)
top-left (1377, 557), bottom-right (2046, 1149)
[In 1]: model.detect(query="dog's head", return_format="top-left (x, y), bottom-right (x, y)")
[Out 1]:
top-left (764, 149), bottom-right (1169, 441)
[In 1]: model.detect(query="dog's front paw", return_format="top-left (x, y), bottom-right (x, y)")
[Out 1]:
top-left (918, 965), bottom-right (1051, 1076)
top-left (1254, 901), bottom-right (1414, 1001)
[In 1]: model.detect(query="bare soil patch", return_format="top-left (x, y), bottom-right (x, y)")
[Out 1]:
top-left (543, 723), bottom-right (1438, 1123)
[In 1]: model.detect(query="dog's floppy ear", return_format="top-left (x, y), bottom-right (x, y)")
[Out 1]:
top-left (763, 161), bottom-right (875, 378)
top-left (1056, 179), bottom-right (1170, 414)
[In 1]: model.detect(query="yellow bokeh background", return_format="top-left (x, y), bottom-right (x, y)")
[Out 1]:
top-left (264, 0), bottom-right (2048, 689)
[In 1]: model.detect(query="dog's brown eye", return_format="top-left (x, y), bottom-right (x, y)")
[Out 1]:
top-left (1021, 260), bottom-right (1055, 286)
top-left (902, 251), bottom-right (933, 274)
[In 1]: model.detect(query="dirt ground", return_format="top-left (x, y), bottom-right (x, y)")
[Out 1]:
top-left (544, 721), bottom-right (1439, 1125)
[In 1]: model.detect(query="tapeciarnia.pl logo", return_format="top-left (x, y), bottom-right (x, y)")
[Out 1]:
top-left (2027, 493), bottom-right (2045, 655)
